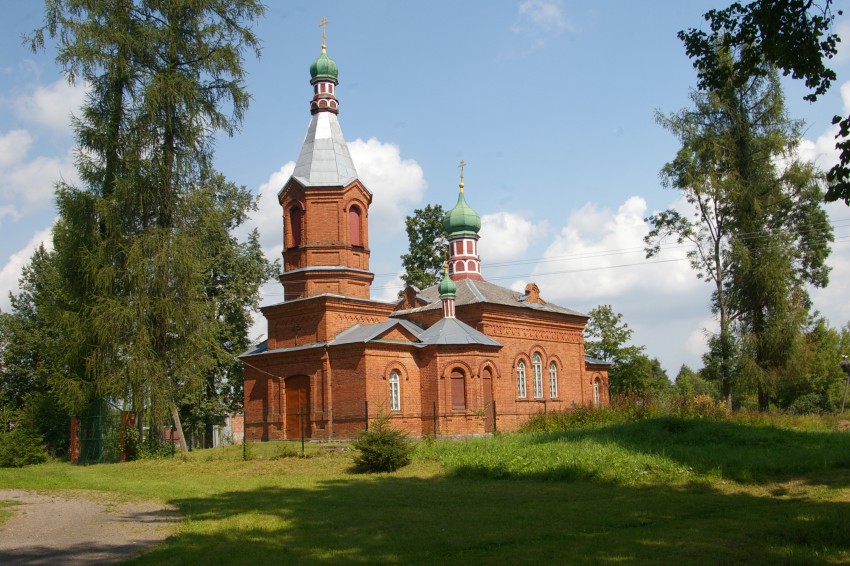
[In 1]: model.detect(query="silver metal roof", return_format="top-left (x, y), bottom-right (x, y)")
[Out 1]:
top-left (290, 111), bottom-right (359, 187)
top-left (331, 319), bottom-right (424, 345)
top-left (418, 317), bottom-right (502, 346)
top-left (392, 279), bottom-right (588, 318)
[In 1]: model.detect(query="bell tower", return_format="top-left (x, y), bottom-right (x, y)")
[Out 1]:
top-left (278, 25), bottom-right (374, 300)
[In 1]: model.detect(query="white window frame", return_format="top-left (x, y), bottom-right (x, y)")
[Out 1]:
top-left (532, 354), bottom-right (543, 399)
top-left (517, 361), bottom-right (527, 398)
top-left (389, 370), bottom-right (401, 411)
top-left (549, 362), bottom-right (558, 398)
top-left (593, 378), bottom-right (600, 407)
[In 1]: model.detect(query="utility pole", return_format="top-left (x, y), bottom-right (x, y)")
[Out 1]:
top-left (840, 356), bottom-right (850, 415)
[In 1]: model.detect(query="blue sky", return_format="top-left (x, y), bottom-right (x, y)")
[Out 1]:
top-left (2, 0), bottom-right (849, 377)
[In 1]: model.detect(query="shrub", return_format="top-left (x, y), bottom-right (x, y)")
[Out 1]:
top-left (787, 393), bottom-right (832, 416)
top-left (352, 411), bottom-right (412, 472)
top-left (120, 424), bottom-right (140, 462)
top-left (0, 424), bottom-right (48, 468)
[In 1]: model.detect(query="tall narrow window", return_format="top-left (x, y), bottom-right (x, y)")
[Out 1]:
top-left (389, 370), bottom-right (401, 411)
top-left (349, 205), bottom-right (362, 247)
top-left (532, 354), bottom-right (543, 398)
top-left (516, 361), bottom-right (527, 398)
top-left (549, 362), bottom-right (558, 398)
top-left (451, 370), bottom-right (466, 411)
top-left (593, 378), bottom-right (601, 407)
top-left (289, 207), bottom-right (303, 247)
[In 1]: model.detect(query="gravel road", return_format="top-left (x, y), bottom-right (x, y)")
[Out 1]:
top-left (0, 489), bottom-right (179, 565)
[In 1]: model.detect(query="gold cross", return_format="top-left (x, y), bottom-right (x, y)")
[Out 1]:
top-left (458, 160), bottom-right (467, 185)
top-left (320, 17), bottom-right (328, 48)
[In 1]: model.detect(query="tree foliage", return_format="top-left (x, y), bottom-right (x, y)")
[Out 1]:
top-left (679, 0), bottom-right (849, 204)
top-left (584, 305), bottom-right (643, 365)
top-left (584, 305), bottom-right (668, 395)
top-left (400, 204), bottom-right (447, 290)
top-left (24, 0), bottom-right (267, 452)
top-left (649, 43), bottom-right (833, 411)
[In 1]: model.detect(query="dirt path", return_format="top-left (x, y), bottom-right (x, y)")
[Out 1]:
top-left (0, 489), bottom-right (179, 565)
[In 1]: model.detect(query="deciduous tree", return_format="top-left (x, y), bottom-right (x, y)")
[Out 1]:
top-left (400, 204), bottom-right (447, 290)
top-left (679, 0), bottom-right (848, 204)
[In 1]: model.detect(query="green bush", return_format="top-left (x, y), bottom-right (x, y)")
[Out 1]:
top-left (352, 411), bottom-right (412, 472)
top-left (787, 393), bottom-right (832, 416)
top-left (0, 424), bottom-right (48, 467)
top-left (120, 424), bottom-right (140, 462)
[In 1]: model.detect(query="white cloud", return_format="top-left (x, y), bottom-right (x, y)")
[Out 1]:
top-left (479, 211), bottom-right (546, 263)
top-left (514, 0), bottom-right (570, 33)
top-left (525, 196), bottom-right (697, 303)
top-left (0, 129), bottom-right (33, 168)
top-left (373, 269), bottom-right (405, 303)
top-left (809, 200), bottom-right (850, 328)
top-left (685, 317), bottom-right (719, 359)
top-left (349, 137), bottom-right (426, 233)
top-left (0, 225), bottom-right (54, 313)
top-left (15, 78), bottom-right (86, 134)
top-left (796, 81), bottom-right (850, 169)
top-left (0, 148), bottom-right (76, 208)
top-left (252, 161), bottom-right (294, 255)
top-left (834, 19), bottom-right (850, 63)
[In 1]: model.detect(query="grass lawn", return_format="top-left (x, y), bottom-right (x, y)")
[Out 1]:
top-left (1, 418), bottom-right (849, 564)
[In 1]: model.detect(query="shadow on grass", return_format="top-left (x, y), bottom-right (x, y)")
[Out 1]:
top-left (527, 418), bottom-right (850, 484)
top-left (134, 473), bottom-right (850, 565)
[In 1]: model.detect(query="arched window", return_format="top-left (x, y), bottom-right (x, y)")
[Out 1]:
top-left (467, 260), bottom-right (476, 271)
top-left (349, 205), bottom-right (362, 247)
top-left (289, 207), bottom-right (303, 247)
top-left (516, 361), bottom-right (527, 398)
top-left (451, 369), bottom-right (466, 411)
top-left (532, 353), bottom-right (543, 399)
top-left (549, 362), bottom-right (558, 398)
top-left (389, 370), bottom-right (401, 411)
top-left (593, 378), bottom-right (601, 407)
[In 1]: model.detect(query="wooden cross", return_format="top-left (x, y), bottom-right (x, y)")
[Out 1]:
top-left (458, 160), bottom-right (467, 185)
top-left (320, 17), bottom-right (328, 46)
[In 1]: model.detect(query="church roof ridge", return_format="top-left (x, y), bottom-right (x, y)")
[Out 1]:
top-left (392, 278), bottom-right (588, 318)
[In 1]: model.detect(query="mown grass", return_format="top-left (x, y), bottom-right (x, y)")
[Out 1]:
top-left (0, 421), bottom-right (849, 565)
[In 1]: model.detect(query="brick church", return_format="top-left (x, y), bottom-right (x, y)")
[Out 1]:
top-left (240, 39), bottom-right (609, 441)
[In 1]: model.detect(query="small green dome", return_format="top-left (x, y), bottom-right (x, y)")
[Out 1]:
top-left (438, 267), bottom-right (457, 296)
top-left (310, 49), bottom-right (338, 82)
top-left (442, 187), bottom-right (481, 236)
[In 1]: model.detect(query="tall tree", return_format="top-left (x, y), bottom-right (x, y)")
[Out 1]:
top-left (30, 0), bottom-right (265, 451)
top-left (678, 0), bottom-right (848, 204)
top-left (649, 46), bottom-right (832, 411)
top-left (400, 204), bottom-right (447, 289)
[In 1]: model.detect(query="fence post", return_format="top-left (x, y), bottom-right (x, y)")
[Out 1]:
top-left (433, 401), bottom-right (437, 437)
top-left (365, 400), bottom-right (369, 431)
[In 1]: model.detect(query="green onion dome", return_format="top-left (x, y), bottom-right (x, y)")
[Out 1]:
top-left (438, 266), bottom-right (457, 296)
top-left (310, 48), bottom-right (339, 82)
top-left (442, 184), bottom-right (481, 236)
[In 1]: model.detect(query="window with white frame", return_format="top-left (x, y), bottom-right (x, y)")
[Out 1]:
top-left (517, 360), bottom-right (527, 398)
top-left (593, 378), bottom-right (600, 407)
top-left (549, 362), bottom-right (558, 398)
top-left (389, 370), bottom-right (401, 411)
top-left (532, 353), bottom-right (543, 398)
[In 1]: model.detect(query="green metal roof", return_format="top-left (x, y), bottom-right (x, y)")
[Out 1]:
top-left (437, 268), bottom-right (457, 296)
top-left (310, 50), bottom-right (338, 82)
top-left (442, 188), bottom-right (481, 236)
